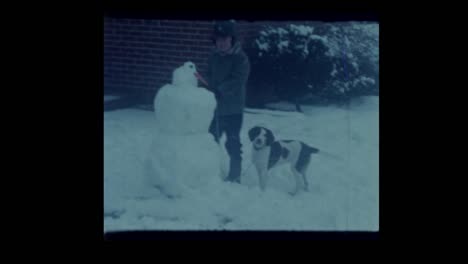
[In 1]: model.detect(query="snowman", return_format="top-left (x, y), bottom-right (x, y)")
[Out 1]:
top-left (145, 62), bottom-right (224, 198)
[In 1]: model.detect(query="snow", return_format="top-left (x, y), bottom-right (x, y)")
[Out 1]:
top-left (256, 39), bottom-right (269, 51)
top-left (344, 36), bottom-right (351, 48)
top-left (331, 64), bottom-right (338, 77)
top-left (353, 76), bottom-right (376, 87)
top-left (153, 61), bottom-right (215, 134)
top-left (361, 76), bottom-right (376, 85)
top-left (104, 95), bottom-right (120, 102)
top-left (277, 28), bottom-right (288, 35)
top-left (265, 101), bottom-right (299, 112)
top-left (171, 61), bottom-right (198, 88)
top-left (353, 22), bottom-right (379, 39)
top-left (309, 34), bottom-right (328, 44)
top-left (254, 22), bottom-right (378, 66)
top-left (289, 24), bottom-right (314, 36)
top-left (104, 96), bottom-right (379, 232)
top-left (325, 38), bottom-right (340, 57)
top-left (277, 40), bottom-right (289, 52)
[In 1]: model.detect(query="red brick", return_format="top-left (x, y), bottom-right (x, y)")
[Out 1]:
top-left (134, 58), bottom-right (152, 65)
top-left (107, 61), bottom-right (126, 68)
top-left (160, 32), bottom-right (181, 39)
top-left (129, 19), bottom-right (143, 25)
top-left (190, 21), bottom-right (213, 28)
top-left (180, 39), bottom-right (197, 45)
top-left (136, 25), bottom-right (151, 31)
top-left (118, 19), bottom-right (130, 25)
top-left (189, 46), bottom-right (210, 52)
top-left (196, 29), bottom-right (213, 35)
top-left (143, 42), bottom-right (159, 49)
top-left (160, 21), bottom-right (191, 27)
top-left (169, 44), bottom-right (192, 51)
top-left (119, 25), bottom-right (136, 32)
top-left (158, 26), bottom-right (183, 33)
top-left (133, 48), bottom-right (151, 55)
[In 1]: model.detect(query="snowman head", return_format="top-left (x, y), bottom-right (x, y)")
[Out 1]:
top-left (172, 61), bottom-right (198, 87)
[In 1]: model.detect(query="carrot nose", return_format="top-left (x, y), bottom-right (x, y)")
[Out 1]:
top-left (194, 72), bottom-right (208, 87)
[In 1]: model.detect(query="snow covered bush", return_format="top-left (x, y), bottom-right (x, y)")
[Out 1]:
top-left (246, 22), bottom-right (379, 106)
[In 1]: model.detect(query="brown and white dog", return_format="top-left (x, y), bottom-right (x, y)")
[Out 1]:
top-left (248, 126), bottom-right (319, 195)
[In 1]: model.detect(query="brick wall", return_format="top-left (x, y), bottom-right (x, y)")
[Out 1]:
top-left (104, 18), bottom-right (211, 99)
top-left (104, 18), bottom-right (260, 102)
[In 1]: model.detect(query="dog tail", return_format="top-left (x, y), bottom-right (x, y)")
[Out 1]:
top-left (302, 142), bottom-right (319, 154)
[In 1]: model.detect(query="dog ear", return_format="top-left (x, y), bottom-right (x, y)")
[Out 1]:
top-left (248, 127), bottom-right (260, 141)
top-left (265, 128), bottom-right (275, 146)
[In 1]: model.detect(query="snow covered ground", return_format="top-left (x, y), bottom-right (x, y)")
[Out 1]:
top-left (104, 95), bottom-right (121, 102)
top-left (104, 96), bottom-right (379, 232)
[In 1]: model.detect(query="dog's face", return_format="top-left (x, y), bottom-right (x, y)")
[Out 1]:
top-left (248, 126), bottom-right (275, 149)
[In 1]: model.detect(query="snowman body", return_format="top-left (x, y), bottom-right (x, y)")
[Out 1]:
top-left (145, 62), bottom-right (222, 196)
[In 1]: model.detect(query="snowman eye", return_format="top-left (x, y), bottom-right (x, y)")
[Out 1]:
top-left (189, 65), bottom-right (193, 68)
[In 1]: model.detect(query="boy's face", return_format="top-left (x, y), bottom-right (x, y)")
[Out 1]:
top-left (215, 36), bottom-right (232, 53)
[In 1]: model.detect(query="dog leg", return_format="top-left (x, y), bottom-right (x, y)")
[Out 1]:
top-left (256, 166), bottom-right (267, 191)
top-left (297, 157), bottom-right (311, 192)
top-left (301, 172), bottom-right (309, 192)
top-left (289, 170), bottom-right (302, 196)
